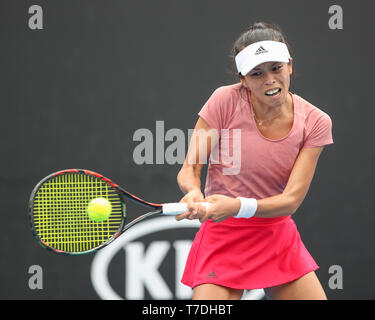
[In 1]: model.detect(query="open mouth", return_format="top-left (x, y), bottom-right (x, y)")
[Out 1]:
top-left (265, 88), bottom-right (281, 97)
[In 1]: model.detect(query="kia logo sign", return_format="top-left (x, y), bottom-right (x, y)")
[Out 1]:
top-left (91, 216), bottom-right (199, 300)
top-left (90, 216), bottom-right (264, 300)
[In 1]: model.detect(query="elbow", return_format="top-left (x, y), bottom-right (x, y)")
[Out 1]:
top-left (177, 163), bottom-right (202, 191)
top-left (177, 166), bottom-right (186, 186)
top-left (177, 168), bottom-right (184, 185)
top-left (290, 204), bottom-right (299, 215)
top-left (286, 195), bottom-right (301, 216)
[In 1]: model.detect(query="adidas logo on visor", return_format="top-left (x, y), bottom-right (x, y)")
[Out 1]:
top-left (255, 46), bottom-right (268, 55)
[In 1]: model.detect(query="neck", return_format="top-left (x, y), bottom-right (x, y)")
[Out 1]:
top-left (249, 90), bottom-right (292, 121)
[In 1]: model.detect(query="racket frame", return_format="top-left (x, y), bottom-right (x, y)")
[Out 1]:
top-left (28, 169), bottom-right (163, 255)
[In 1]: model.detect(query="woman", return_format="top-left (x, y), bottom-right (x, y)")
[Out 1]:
top-left (175, 22), bottom-right (333, 300)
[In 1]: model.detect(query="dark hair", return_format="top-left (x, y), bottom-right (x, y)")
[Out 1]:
top-left (230, 22), bottom-right (294, 78)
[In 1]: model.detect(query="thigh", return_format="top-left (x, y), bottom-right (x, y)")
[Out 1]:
top-left (193, 283), bottom-right (244, 300)
top-left (264, 271), bottom-right (327, 300)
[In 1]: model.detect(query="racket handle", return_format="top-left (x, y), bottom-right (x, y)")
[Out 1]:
top-left (162, 202), bottom-right (210, 215)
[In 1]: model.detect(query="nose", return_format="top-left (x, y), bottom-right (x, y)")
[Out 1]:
top-left (264, 71), bottom-right (276, 85)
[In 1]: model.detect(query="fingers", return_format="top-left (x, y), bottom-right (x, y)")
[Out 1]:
top-left (185, 201), bottom-right (201, 220)
top-left (197, 197), bottom-right (214, 222)
top-left (176, 194), bottom-right (233, 223)
top-left (175, 211), bottom-right (190, 221)
top-left (175, 200), bottom-right (208, 221)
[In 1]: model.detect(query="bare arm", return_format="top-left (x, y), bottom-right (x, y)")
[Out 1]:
top-left (177, 119), bottom-right (325, 222)
top-left (177, 117), bottom-right (218, 194)
top-left (199, 146), bottom-right (325, 222)
top-left (253, 146), bottom-right (324, 218)
top-left (175, 117), bottom-right (219, 220)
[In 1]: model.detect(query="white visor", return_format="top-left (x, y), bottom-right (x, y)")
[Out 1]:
top-left (235, 40), bottom-right (291, 76)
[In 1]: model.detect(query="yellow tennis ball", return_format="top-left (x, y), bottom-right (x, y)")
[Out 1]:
top-left (87, 198), bottom-right (112, 222)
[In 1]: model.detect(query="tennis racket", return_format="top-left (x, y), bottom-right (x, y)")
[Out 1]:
top-left (28, 169), bottom-right (208, 255)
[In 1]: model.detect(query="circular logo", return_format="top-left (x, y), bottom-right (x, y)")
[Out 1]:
top-left (90, 216), bottom-right (264, 300)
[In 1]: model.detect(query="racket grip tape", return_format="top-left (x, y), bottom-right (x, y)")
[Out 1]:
top-left (162, 202), bottom-right (210, 215)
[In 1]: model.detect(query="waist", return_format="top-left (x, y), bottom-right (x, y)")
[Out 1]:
top-left (209, 215), bottom-right (291, 227)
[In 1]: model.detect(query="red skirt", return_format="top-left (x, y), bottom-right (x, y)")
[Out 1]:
top-left (181, 215), bottom-right (319, 290)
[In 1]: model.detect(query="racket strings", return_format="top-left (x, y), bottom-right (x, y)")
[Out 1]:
top-left (32, 173), bottom-right (124, 253)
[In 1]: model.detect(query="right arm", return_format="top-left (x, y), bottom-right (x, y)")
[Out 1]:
top-left (175, 117), bottom-right (219, 220)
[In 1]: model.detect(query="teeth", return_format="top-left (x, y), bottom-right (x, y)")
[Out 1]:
top-left (265, 88), bottom-right (280, 95)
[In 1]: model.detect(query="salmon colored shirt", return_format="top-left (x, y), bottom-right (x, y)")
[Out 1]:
top-left (198, 83), bottom-right (333, 200)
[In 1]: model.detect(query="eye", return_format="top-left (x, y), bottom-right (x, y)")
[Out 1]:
top-left (250, 71), bottom-right (262, 77)
top-left (272, 65), bottom-right (283, 71)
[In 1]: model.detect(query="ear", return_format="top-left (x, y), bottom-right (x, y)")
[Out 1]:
top-left (288, 57), bottom-right (294, 75)
top-left (239, 76), bottom-right (248, 89)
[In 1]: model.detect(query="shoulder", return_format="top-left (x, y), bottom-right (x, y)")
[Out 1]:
top-left (293, 93), bottom-right (333, 128)
top-left (206, 82), bottom-right (243, 112)
top-left (199, 83), bottom-right (243, 129)
top-left (207, 82), bottom-right (242, 102)
top-left (206, 83), bottom-right (242, 113)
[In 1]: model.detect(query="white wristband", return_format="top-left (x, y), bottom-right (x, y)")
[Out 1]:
top-left (234, 197), bottom-right (257, 218)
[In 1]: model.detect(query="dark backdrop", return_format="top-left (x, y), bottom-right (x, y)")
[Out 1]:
top-left (0, 0), bottom-right (374, 299)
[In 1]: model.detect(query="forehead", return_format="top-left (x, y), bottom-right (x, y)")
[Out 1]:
top-left (252, 61), bottom-right (280, 70)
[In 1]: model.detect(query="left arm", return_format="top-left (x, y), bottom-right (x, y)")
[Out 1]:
top-left (196, 146), bottom-right (325, 222)
top-left (254, 146), bottom-right (324, 218)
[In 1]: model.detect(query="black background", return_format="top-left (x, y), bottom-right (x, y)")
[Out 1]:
top-left (0, 0), bottom-right (374, 299)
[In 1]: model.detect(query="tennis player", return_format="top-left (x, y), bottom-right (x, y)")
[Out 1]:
top-left (175, 22), bottom-right (333, 300)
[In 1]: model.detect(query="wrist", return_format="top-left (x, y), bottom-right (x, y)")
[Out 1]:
top-left (187, 188), bottom-right (203, 198)
top-left (234, 197), bottom-right (258, 218)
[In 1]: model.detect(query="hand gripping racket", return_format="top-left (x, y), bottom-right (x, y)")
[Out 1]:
top-left (29, 169), bottom-right (208, 255)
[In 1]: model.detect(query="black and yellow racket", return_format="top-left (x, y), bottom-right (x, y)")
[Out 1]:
top-left (29, 169), bottom-right (208, 255)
